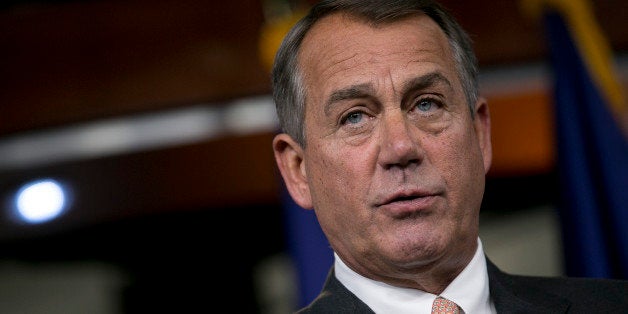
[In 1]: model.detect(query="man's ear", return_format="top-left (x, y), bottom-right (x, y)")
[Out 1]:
top-left (474, 97), bottom-right (493, 174)
top-left (272, 133), bottom-right (313, 209)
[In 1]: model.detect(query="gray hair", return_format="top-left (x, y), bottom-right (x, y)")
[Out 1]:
top-left (272, 0), bottom-right (479, 146)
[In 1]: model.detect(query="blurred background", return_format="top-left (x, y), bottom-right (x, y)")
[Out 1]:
top-left (0, 0), bottom-right (627, 313)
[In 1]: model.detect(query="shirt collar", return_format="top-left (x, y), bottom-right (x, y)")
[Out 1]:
top-left (334, 238), bottom-right (496, 314)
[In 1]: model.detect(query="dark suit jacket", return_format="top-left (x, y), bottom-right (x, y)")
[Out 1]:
top-left (296, 258), bottom-right (628, 313)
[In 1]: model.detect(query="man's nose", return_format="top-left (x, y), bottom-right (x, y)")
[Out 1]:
top-left (377, 111), bottom-right (422, 169)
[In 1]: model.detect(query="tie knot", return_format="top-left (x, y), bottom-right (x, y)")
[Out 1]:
top-left (431, 296), bottom-right (461, 314)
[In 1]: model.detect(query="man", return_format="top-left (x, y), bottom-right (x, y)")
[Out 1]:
top-left (271, 0), bottom-right (628, 313)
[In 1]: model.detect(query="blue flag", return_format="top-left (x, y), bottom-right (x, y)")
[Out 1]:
top-left (281, 186), bottom-right (334, 308)
top-left (539, 4), bottom-right (628, 278)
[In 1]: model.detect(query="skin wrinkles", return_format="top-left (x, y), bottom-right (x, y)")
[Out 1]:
top-left (324, 72), bottom-right (456, 148)
top-left (273, 12), bottom-right (492, 294)
top-left (400, 72), bottom-right (453, 106)
top-left (324, 83), bottom-right (375, 117)
top-left (302, 19), bottom-right (365, 87)
top-left (325, 72), bottom-right (453, 117)
top-left (324, 52), bottom-right (361, 80)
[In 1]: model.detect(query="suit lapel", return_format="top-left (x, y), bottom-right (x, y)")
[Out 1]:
top-left (301, 268), bottom-right (375, 313)
top-left (486, 257), bottom-right (571, 313)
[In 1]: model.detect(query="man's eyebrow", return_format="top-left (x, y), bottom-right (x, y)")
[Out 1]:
top-left (402, 72), bottom-right (453, 96)
top-left (324, 83), bottom-right (375, 116)
top-left (323, 73), bottom-right (453, 116)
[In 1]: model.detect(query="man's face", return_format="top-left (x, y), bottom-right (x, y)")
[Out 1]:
top-left (274, 13), bottom-right (491, 287)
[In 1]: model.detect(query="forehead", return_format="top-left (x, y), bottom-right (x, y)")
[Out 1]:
top-left (297, 12), bottom-right (456, 96)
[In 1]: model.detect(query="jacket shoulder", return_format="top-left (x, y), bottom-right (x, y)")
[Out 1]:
top-left (511, 274), bottom-right (628, 307)
top-left (488, 259), bottom-right (628, 313)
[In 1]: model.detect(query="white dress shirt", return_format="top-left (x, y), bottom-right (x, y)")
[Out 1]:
top-left (334, 238), bottom-right (497, 314)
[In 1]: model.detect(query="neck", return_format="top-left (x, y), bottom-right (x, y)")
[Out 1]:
top-left (338, 239), bottom-right (479, 294)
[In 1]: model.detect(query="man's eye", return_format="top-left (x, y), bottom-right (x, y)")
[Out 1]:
top-left (416, 99), bottom-right (436, 112)
top-left (344, 112), bottom-right (364, 124)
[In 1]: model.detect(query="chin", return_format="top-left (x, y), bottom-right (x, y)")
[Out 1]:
top-left (382, 232), bottom-right (448, 267)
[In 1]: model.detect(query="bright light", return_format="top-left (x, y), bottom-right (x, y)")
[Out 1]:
top-left (15, 179), bottom-right (67, 224)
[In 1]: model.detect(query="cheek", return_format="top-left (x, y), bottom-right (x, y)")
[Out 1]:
top-left (431, 127), bottom-right (485, 209)
top-left (307, 143), bottom-right (365, 198)
top-left (304, 141), bottom-right (375, 225)
top-left (304, 146), bottom-right (359, 237)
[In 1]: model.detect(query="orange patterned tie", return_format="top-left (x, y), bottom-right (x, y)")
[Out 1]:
top-left (431, 296), bottom-right (461, 314)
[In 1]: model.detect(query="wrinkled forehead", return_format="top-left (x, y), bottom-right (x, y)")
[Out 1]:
top-left (299, 11), bottom-right (449, 54)
top-left (297, 12), bottom-right (455, 96)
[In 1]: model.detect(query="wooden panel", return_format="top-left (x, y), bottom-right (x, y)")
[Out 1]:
top-left (0, 0), bottom-right (270, 136)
